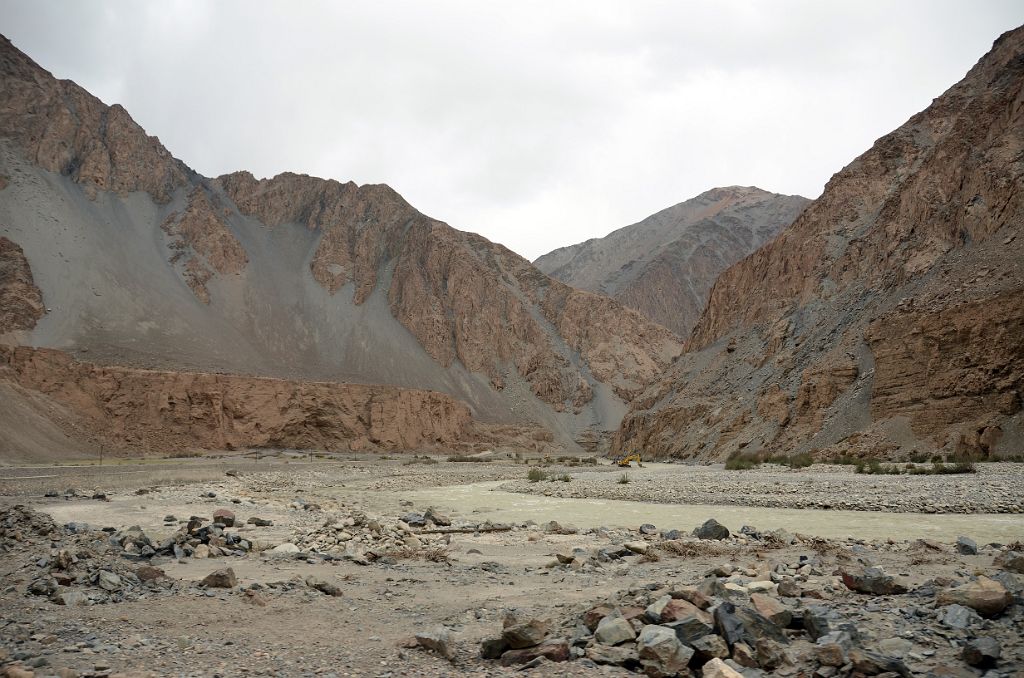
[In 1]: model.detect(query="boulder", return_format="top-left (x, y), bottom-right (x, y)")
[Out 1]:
top-left (247, 517), bottom-right (274, 527)
top-left (955, 536), bottom-right (977, 555)
top-left (694, 518), bottom-right (730, 540)
top-left (939, 604), bottom-right (980, 629)
top-left (499, 639), bottom-right (570, 666)
top-left (55, 590), bottom-right (89, 607)
top-left (423, 507), bottom-right (451, 527)
top-left (202, 568), bottom-right (237, 588)
top-left (582, 604), bottom-right (615, 631)
top-left (645, 595), bottom-right (672, 623)
top-left (839, 565), bottom-right (908, 595)
top-left (702, 657), bottom-right (744, 678)
top-left (849, 648), bottom-right (911, 677)
top-left (479, 637), bottom-right (509, 660)
top-left (624, 541), bottom-right (649, 554)
top-left (665, 601), bottom-right (715, 644)
top-left (586, 643), bottom-right (639, 666)
top-left (994, 550), bottom-right (1024, 573)
top-left (212, 509), bottom-right (235, 527)
top-left (962, 637), bottom-right (1001, 667)
top-left (639, 523), bottom-right (658, 535)
top-left (691, 633), bottom-right (730, 661)
top-left (97, 570), bottom-right (121, 592)
top-left (502, 615), bottom-right (550, 649)
top-left (594, 615), bottom-right (635, 646)
top-left (271, 543), bottom-right (300, 554)
top-left (415, 627), bottom-right (455, 661)
top-left (135, 565), bottom-right (165, 582)
top-left (936, 576), bottom-right (1012, 617)
top-left (750, 593), bottom-right (792, 627)
top-left (636, 625), bottom-right (694, 677)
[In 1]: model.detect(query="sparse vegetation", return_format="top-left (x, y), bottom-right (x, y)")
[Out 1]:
top-left (618, 473), bottom-right (630, 484)
top-left (527, 468), bottom-right (548, 483)
top-left (447, 454), bottom-right (491, 462)
top-left (724, 457), bottom-right (758, 471)
top-left (167, 450), bottom-right (203, 458)
top-left (764, 452), bottom-right (813, 468)
top-left (556, 473), bottom-right (572, 482)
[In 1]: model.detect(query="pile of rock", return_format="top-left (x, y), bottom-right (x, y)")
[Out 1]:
top-left (477, 523), bottom-right (1022, 676)
top-left (289, 508), bottom-right (458, 562)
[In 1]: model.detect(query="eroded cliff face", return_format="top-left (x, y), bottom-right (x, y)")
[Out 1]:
top-left (2, 346), bottom-right (473, 453)
top-left (535, 187), bottom-right (809, 336)
top-left (618, 27), bottom-right (1024, 461)
top-left (0, 36), bottom-right (189, 203)
top-left (0, 34), bottom-right (680, 444)
top-left (217, 171), bottom-right (681, 409)
top-left (0, 235), bottom-right (43, 335)
top-left (160, 187), bottom-right (248, 303)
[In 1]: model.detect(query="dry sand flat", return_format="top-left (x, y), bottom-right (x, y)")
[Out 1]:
top-left (1, 459), bottom-right (1022, 676)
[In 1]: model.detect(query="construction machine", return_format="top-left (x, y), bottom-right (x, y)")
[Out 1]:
top-left (615, 452), bottom-right (643, 468)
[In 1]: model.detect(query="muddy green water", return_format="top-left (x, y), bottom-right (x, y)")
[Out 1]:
top-left (379, 481), bottom-right (1024, 544)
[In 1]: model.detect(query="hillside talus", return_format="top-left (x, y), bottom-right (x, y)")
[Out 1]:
top-left (1, 345), bottom-right (474, 454)
top-left (0, 34), bottom-right (681, 451)
top-left (535, 187), bottom-right (808, 335)
top-left (618, 26), bottom-right (1024, 461)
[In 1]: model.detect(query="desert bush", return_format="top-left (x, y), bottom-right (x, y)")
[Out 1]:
top-left (556, 473), bottom-right (572, 482)
top-left (447, 454), bottom-right (490, 462)
top-left (528, 468), bottom-right (548, 483)
top-left (168, 450), bottom-right (203, 458)
top-left (724, 457), bottom-right (759, 470)
top-left (618, 473), bottom-right (630, 484)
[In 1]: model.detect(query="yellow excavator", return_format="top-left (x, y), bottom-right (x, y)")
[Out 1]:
top-left (615, 452), bottom-right (643, 468)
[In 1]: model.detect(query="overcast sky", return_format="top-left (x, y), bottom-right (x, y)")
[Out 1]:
top-left (3, 2), bottom-right (1023, 260)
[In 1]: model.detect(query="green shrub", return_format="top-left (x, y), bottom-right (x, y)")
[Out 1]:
top-left (724, 457), bottom-right (759, 471)
top-left (528, 468), bottom-right (548, 483)
top-left (557, 473), bottom-right (572, 482)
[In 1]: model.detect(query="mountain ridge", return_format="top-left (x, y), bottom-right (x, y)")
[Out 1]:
top-left (535, 185), bottom-right (809, 335)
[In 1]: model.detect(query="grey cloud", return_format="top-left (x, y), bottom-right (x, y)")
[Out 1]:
top-left (1, 0), bottom-right (1022, 259)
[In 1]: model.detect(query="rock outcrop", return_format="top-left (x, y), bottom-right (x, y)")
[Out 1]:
top-left (535, 187), bottom-right (808, 335)
top-left (0, 235), bottom-right (44, 334)
top-left (618, 26), bottom-right (1024, 461)
top-left (2, 345), bottom-right (473, 453)
top-left (0, 35), bottom-right (189, 202)
top-left (160, 187), bottom-right (248, 303)
top-left (218, 171), bottom-right (680, 408)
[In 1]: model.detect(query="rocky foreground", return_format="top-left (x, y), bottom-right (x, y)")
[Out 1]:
top-left (0, 461), bottom-right (1021, 677)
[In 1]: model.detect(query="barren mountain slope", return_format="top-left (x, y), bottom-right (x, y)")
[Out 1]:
top-left (0, 34), bottom-right (680, 451)
top-left (535, 187), bottom-right (808, 335)
top-left (617, 26), bottom-right (1024, 461)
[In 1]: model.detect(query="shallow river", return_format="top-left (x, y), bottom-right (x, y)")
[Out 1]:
top-left (380, 481), bottom-right (1024, 544)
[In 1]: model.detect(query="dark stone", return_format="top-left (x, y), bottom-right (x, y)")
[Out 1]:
top-left (401, 512), bottom-right (426, 527)
top-left (955, 536), bottom-right (978, 555)
top-left (849, 648), bottom-right (911, 677)
top-left (962, 637), bottom-right (1001, 667)
top-left (639, 523), bottom-right (658, 535)
top-left (840, 565), bottom-right (908, 595)
top-left (693, 518), bottom-right (730, 540)
top-left (480, 637), bottom-right (510, 659)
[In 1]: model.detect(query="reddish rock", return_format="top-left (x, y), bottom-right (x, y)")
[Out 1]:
top-left (499, 639), bottom-right (570, 666)
top-left (212, 509), bottom-right (236, 527)
top-left (0, 237), bottom-right (44, 335)
top-left (201, 567), bottom-right (237, 589)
